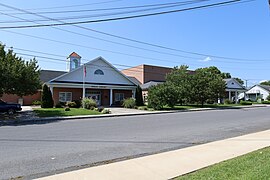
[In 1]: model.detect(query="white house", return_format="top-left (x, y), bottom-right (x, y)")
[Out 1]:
top-left (224, 78), bottom-right (246, 103)
top-left (47, 53), bottom-right (137, 106)
top-left (245, 84), bottom-right (270, 101)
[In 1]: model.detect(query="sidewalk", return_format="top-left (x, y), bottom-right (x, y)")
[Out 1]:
top-left (36, 129), bottom-right (270, 180)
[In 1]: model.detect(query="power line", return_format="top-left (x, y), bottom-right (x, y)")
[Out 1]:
top-left (0, 0), bottom-right (262, 63)
top-left (0, 0), bottom-right (124, 12)
top-left (0, 0), bottom-right (245, 29)
top-left (3, 0), bottom-right (210, 15)
top-left (0, 1), bottom-right (211, 24)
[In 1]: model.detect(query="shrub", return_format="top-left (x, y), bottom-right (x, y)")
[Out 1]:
top-left (98, 106), bottom-right (104, 112)
top-left (94, 107), bottom-right (99, 111)
top-left (41, 84), bottom-right (54, 108)
top-left (32, 100), bottom-right (41, 105)
top-left (55, 102), bottom-right (63, 108)
top-left (122, 98), bottom-right (136, 108)
top-left (64, 107), bottom-right (70, 111)
top-left (74, 100), bottom-right (81, 108)
top-left (135, 85), bottom-right (144, 106)
top-left (66, 101), bottom-right (77, 108)
top-left (102, 109), bottom-right (111, 114)
top-left (267, 95), bottom-right (270, 101)
top-left (262, 101), bottom-right (270, 104)
top-left (224, 99), bottom-right (233, 104)
top-left (240, 101), bottom-right (252, 105)
top-left (82, 98), bottom-right (97, 109)
top-left (147, 85), bottom-right (164, 110)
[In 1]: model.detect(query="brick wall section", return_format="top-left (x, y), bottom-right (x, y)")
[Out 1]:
top-left (121, 64), bottom-right (172, 84)
top-left (143, 65), bottom-right (172, 83)
top-left (113, 89), bottom-right (132, 101)
top-left (1, 91), bottom-right (41, 105)
top-left (121, 65), bottom-right (144, 84)
top-left (53, 88), bottom-right (82, 104)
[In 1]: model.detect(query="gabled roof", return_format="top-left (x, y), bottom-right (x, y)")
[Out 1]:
top-left (128, 76), bottom-right (141, 86)
top-left (257, 84), bottom-right (270, 92)
top-left (40, 70), bottom-right (66, 83)
top-left (224, 78), bottom-right (246, 90)
top-left (49, 56), bottom-right (136, 86)
top-left (68, 52), bottom-right (81, 58)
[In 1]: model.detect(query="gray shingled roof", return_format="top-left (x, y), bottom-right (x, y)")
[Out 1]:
top-left (127, 76), bottom-right (141, 86)
top-left (258, 84), bottom-right (270, 92)
top-left (141, 81), bottom-right (164, 90)
top-left (40, 70), bottom-right (66, 83)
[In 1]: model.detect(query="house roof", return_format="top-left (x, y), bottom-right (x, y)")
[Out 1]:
top-left (224, 78), bottom-right (246, 90)
top-left (40, 70), bottom-right (66, 83)
top-left (128, 76), bottom-right (141, 86)
top-left (141, 81), bottom-right (164, 90)
top-left (68, 52), bottom-right (81, 58)
top-left (49, 56), bottom-right (137, 87)
top-left (257, 84), bottom-right (270, 92)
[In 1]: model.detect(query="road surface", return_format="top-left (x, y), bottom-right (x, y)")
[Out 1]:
top-left (0, 107), bottom-right (270, 179)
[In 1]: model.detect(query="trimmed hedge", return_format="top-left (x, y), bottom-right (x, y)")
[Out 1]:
top-left (262, 101), bottom-right (270, 104)
top-left (240, 101), bottom-right (252, 105)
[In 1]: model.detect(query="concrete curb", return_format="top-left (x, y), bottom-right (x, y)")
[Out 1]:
top-left (0, 105), bottom-right (268, 126)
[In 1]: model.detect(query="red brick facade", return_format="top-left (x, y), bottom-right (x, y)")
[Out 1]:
top-left (1, 91), bottom-right (41, 105)
top-left (53, 87), bottom-right (132, 106)
top-left (121, 64), bottom-right (172, 84)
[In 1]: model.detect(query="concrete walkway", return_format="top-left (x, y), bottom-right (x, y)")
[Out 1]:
top-left (36, 129), bottom-right (270, 180)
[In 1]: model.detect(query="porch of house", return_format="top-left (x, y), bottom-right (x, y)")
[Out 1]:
top-left (224, 89), bottom-right (246, 103)
top-left (51, 86), bottom-right (135, 107)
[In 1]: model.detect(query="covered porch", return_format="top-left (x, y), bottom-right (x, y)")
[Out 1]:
top-left (49, 83), bottom-right (136, 106)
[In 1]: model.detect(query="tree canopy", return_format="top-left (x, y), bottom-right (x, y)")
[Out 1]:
top-left (260, 80), bottom-right (270, 86)
top-left (148, 65), bottom-right (226, 109)
top-left (0, 43), bottom-right (40, 97)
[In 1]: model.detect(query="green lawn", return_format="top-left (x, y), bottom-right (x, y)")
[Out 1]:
top-left (34, 108), bottom-right (101, 117)
top-left (176, 147), bottom-right (270, 180)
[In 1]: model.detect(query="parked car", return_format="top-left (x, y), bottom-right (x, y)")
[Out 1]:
top-left (0, 99), bottom-right (22, 115)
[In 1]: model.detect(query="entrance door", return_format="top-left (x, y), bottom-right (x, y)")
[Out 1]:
top-left (86, 91), bottom-right (101, 106)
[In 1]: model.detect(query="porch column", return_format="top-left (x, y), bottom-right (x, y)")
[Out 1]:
top-left (229, 91), bottom-right (231, 101)
top-left (50, 86), bottom-right (53, 96)
top-left (235, 91), bottom-right (238, 104)
top-left (132, 89), bottom-right (136, 98)
top-left (110, 89), bottom-right (113, 106)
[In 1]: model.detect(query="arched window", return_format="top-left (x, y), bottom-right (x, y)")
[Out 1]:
top-left (94, 69), bottom-right (104, 75)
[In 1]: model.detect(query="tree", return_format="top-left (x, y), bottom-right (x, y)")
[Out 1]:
top-left (190, 67), bottom-right (226, 107)
top-left (41, 84), bottom-right (54, 108)
top-left (234, 77), bottom-right (244, 86)
top-left (166, 65), bottom-right (191, 105)
top-left (0, 43), bottom-right (40, 97)
top-left (260, 80), bottom-right (270, 86)
top-left (135, 85), bottom-right (144, 106)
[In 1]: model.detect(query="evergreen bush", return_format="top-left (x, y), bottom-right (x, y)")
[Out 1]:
top-left (41, 84), bottom-right (54, 108)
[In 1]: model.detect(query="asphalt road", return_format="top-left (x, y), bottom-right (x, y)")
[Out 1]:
top-left (1, 107), bottom-right (270, 179)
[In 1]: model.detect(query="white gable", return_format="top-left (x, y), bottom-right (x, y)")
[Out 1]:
top-left (51, 57), bottom-right (135, 86)
top-left (246, 85), bottom-right (269, 100)
top-left (225, 79), bottom-right (245, 90)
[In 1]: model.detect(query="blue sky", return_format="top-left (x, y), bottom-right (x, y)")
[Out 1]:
top-left (0, 0), bottom-right (269, 86)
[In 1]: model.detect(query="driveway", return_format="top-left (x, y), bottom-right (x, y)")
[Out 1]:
top-left (1, 107), bottom-right (270, 179)
top-left (0, 106), bottom-right (38, 121)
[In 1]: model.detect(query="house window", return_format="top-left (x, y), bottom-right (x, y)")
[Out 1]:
top-left (94, 69), bottom-right (104, 75)
top-left (115, 93), bottom-right (124, 102)
top-left (59, 92), bottom-right (72, 102)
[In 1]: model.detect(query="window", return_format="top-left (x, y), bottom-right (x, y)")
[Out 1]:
top-left (115, 93), bottom-right (124, 101)
top-left (94, 69), bottom-right (104, 75)
top-left (59, 92), bottom-right (72, 102)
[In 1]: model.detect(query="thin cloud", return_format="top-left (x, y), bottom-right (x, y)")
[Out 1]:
top-left (199, 57), bottom-right (212, 62)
